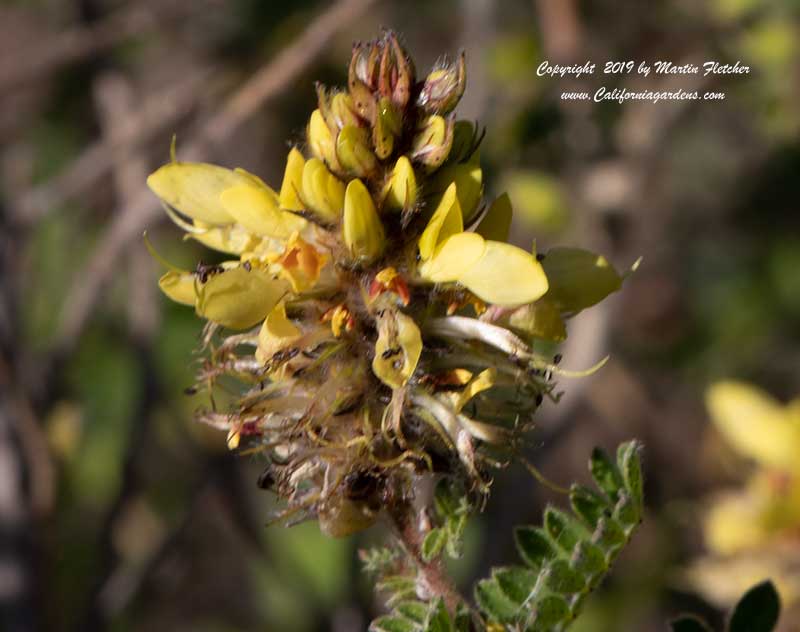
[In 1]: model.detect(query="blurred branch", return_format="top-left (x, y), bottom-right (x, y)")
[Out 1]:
top-left (533, 0), bottom-right (584, 63)
top-left (0, 0), bottom-right (208, 90)
top-left (12, 67), bottom-right (212, 225)
top-left (54, 0), bottom-right (380, 352)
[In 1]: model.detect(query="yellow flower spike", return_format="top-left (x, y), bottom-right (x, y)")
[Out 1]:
top-left (336, 125), bottom-right (378, 179)
top-left (430, 161), bottom-right (483, 223)
top-left (418, 182), bottom-right (462, 260)
top-left (454, 368), bottom-right (496, 412)
top-left (457, 240), bottom-right (549, 307)
top-left (383, 156), bottom-right (418, 212)
top-left (541, 247), bottom-right (624, 313)
top-left (307, 109), bottom-right (340, 170)
top-left (158, 270), bottom-right (196, 306)
top-left (418, 231), bottom-right (485, 283)
top-left (372, 310), bottom-right (423, 390)
top-left (330, 305), bottom-right (352, 337)
top-left (195, 265), bottom-right (289, 330)
top-left (706, 381), bottom-right (800, 470)
top-left (343, 179), bottom-right (386, 264)
top-left (256, 302), bottom-right (302, 365)
top-left (278, 148), bottom-right (305, 211)
top-left (476, 193), bottom-right (513, 242)
top-left (301, 158), bottom-right (345, 224)
top-left (220, 183), bottom-right (308, 240)
top-left (146, 162), bottom-right (250, 225)
top-left (273, 232), bottom-right (328, 293)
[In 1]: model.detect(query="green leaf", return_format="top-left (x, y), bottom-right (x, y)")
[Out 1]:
top-left (422, 528), bottom-right (447, 562)
top-left (453, 605), bottom-right (472, 632)
top-left (670, 615), bottom-right (714, 632)
top-left (377, 576), bottom-right (417, 604)
top-left (528, 594), bottom-right (571, 631)
top-left (475, 578), bottom-right (520, 623)
top-left (728, 581), bottom-right (781, 632)
top-left (570, 540), bottom-right (607, 581)
top-left (514, 526), bottom-right (558, 569)
top-left (613, 491), bottom-right (640, 528)
top-left (445, 514), bottom-right (467, 559)
top-left (589, 447), bottom-right (624, 501)
top-left (593, 516), bottom-right (626, 553)
top-left (494, 566), bottom-right (538, 605)
top-left (370, 615), bottom-right (420, 632)
top-left (543, 507), bottom-right (589, 554)
top-left (570, 484), bottom-right (610, 527)
top-left (396, 601), bottom-right (428, 624)
top-left (425, 597), bottom-right (454, 632)
top-left (544, 559), bottom-right (585, 594)
top-left (617, 440), bottom-right (644, 509)
top-left (434, 479), bottom-right (461, 517)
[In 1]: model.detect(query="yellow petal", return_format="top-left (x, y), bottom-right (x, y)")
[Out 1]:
top-left (542, 247), bottom-right (623, 312)
top-left (279, 148), bottom-right (305, 211)
top-left (196, 266), bottom-right (288, 330)
top-left (372, 310), bottom-right (423, 390)
top-left (454, 368), bottom-right (496, 412)
top-left (431, 162), bottom-right (483, 223)
top-left (187, 222), bottom-right (257, 255)
top-left (158, 271), bottom-right (196, 306)
top-left (418, 183), bottom-right (462, 261)
top-left (257, 302), bottom-right (301, 363)
top-left (418, 231), bottom-right (485, 283)
top-left (301, 158), bottom-right (345, 223)
top-left (457, 240), bottom-right (549, 306)
top-left (220, 183), bottom-right (307, 240)
top-left (476, 193), bottom-right (513, 242)
top-left (146, 162), bottom-right (248, 225)
top-left (343, 179), bottom-right (385, 263)
top-left (506, 297), bottom-right (567, 342)
top-left (273, 232), bottom-right (328, 293)
top-left (703, 489), bottom-right (769, 555)
top-left (383, 156), bottom-right (417, 212)
top-left (706, 381), bottom-right (800, 469)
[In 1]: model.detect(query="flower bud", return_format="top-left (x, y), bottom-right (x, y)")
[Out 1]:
top-left (381, 31), bottom-right (415, 109)
top-left (409, 115), bottom-right (454, 172)
top-left (418, 52), bottom-right (466, 115)
top-left (372, 97), bottom-right (402, 160)
top-left (278, 148), bottom-right (305, 211)
top-left (348, 42), bottom-right (379, 123)
top-left (382, 156), bottom-right (417, 212)
top-left (343, 178), bottom-right (385, 264)
top-left (300, 158), bottom-right (345, 224)
top-left (307, 109), bottom-right (341, 171)
top-left (335, 125), bottom-right (378, 179)
top-left (318, 85), bottom-right (361, 131)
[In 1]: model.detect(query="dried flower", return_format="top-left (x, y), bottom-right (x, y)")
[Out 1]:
top-left (146, 31), bottom-right (627, 537)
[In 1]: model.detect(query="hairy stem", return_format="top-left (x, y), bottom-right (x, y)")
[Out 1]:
top-left (388, 500), bottom-right (465, 614)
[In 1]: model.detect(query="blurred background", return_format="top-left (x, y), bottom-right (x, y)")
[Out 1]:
top-left (1, 0), bottom-right (799, 630)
